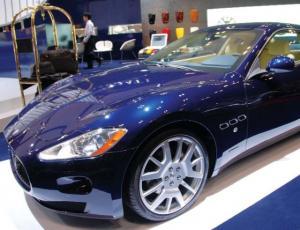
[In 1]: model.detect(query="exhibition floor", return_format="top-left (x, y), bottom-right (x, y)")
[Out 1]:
top-left (0, 133), bottom-right (299, 230)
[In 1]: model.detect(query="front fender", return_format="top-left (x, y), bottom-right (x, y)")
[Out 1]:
top-left (86, 88), bottom-right (219, 152)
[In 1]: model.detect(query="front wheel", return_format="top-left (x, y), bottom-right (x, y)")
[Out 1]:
top-left (125, 129), bottom-right (209, 222)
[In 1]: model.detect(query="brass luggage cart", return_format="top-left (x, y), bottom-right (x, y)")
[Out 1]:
top-left (11, 3), bottom-right (78, 106)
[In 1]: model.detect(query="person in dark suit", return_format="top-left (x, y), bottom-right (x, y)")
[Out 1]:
top-left (82, 12), bottom-right (101, 69)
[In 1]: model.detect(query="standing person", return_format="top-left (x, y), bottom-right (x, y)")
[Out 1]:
top-left (82, 12), bottom-right (101, 69)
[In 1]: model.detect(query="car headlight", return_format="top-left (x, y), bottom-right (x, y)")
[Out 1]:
top-left (39, 128), bottom-right (127, 161)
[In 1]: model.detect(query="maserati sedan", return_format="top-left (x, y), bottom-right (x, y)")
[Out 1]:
top-left (4, 23), bottom-right (300, 222)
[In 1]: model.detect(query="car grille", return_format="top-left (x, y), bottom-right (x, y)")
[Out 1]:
top-left (11, 155), bottom-right (31, 191)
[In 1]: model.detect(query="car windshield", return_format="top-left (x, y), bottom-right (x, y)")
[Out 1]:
top-left (145, 29), bottom-right (263, 72)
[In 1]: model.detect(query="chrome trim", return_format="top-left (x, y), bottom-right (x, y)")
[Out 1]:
top-left (229, 119), bottom-right (239, 126)
top-left (238, 114), bottom-right (247, 122)
top-left (219, 114), bottom-right (248, 131)
top-left (220, 123), bottom-right (230, 131)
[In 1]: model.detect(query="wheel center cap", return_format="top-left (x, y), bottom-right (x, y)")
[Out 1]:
top-left (163, 164), bottom-right (184, 189)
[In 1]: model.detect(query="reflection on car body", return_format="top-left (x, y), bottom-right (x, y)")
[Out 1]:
top-left (4, 23), bottom-right (300, 222)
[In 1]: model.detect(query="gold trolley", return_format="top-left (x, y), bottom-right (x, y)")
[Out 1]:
top-left (11, 3), bottom-right (78, 106)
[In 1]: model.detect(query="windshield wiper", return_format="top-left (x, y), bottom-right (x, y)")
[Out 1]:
top-left (163, 63), bottom-right (202, 72)
top-left (144, 60), bottom-right (201, 72)
top-left (143, 60), bottom-right (167, 66)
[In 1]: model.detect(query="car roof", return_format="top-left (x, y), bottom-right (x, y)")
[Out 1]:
top-left (204, 22), bottom-right (300, 32)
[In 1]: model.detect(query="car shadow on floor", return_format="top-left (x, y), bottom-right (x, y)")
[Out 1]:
top-left (25, 133), bottom-right (300, 229)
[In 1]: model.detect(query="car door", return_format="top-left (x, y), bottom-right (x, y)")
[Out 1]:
top-left (245, 29), bottom-right (300, 150)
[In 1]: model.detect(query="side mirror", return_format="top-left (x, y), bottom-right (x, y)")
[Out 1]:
top-left (267, 55), bottom-right (295, 72)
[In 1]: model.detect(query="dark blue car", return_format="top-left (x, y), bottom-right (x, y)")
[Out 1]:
top-left (3, 23), bottom-right (300, 222)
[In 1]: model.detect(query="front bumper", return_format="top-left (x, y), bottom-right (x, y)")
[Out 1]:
top-left (9, 147), bottom-right (135, 220)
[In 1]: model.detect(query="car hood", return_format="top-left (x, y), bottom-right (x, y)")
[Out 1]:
top-left (4, 62), bottom-right (226, 154)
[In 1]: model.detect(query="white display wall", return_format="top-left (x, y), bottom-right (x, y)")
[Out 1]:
top-left (207, 4), bottom-right (300, 26)
top-left (0, 0), bottom-right (45, 27)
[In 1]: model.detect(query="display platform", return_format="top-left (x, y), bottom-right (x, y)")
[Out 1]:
top-left (0, 132), bottom-right (299, 230)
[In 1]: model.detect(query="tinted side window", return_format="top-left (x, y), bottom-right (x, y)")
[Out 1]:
top-left (289, 31), bottom-right (300, 61)
top-left (259, 30), bottom-right (300, 69)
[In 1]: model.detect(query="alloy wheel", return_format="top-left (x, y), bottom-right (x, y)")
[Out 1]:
top-left (139, 135), bottom-right (206, 215)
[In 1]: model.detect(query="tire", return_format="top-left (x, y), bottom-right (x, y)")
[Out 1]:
top-left (125, 129), bottom-right (209, 222)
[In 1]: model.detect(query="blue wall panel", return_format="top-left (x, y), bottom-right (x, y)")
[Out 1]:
top-left (0, 27), bottom-right (48, 78)
top-left (48, 0), bottom-right (90, 25)
top-left (0, 33), bottom-right (16, 77)
top-left (89, 0), bottom-right (141, 29)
